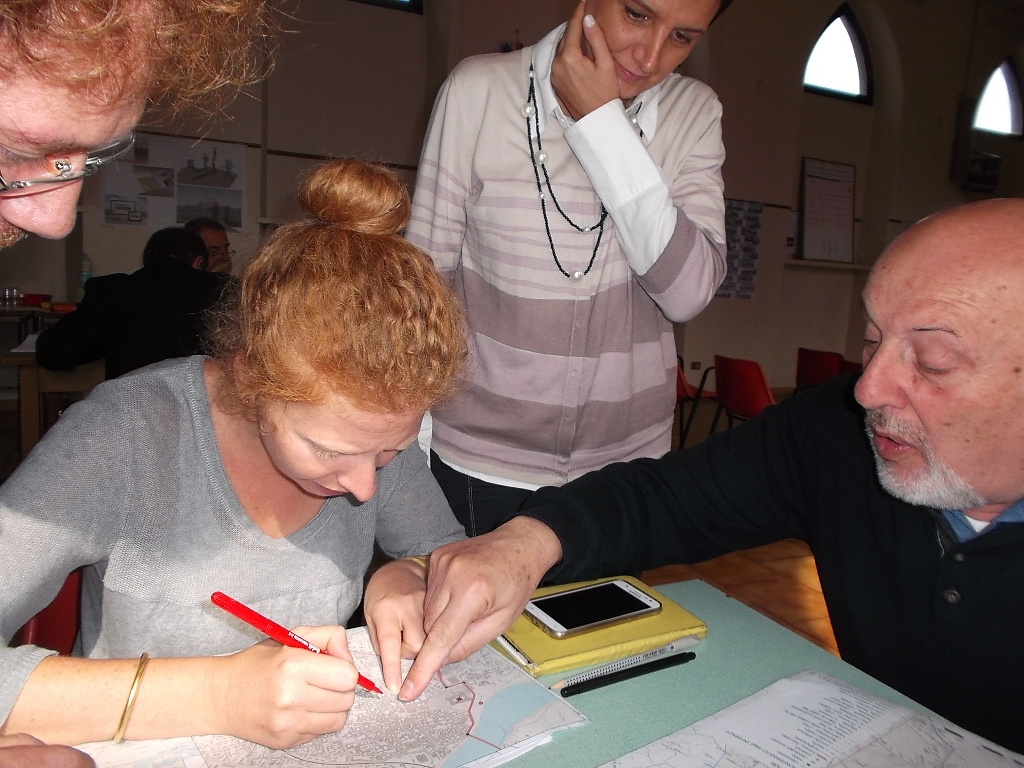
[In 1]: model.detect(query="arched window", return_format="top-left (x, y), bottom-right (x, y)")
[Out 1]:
top-left (803, 7), bottom-right (872, 103)
top-left (973, 61), bottom-right (1023, 136)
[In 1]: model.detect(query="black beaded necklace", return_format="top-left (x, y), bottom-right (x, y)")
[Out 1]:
top-left (524, 66), bottom-right (608, 282)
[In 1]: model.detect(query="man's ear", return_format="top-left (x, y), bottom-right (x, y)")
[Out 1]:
top-left (192, 256), bottom-right (205, 270)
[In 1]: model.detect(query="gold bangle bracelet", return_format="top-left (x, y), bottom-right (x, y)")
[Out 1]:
top-left (112, 653), bottom-right (150, 743)
top-left (402, 555), bottom-right (430, 573)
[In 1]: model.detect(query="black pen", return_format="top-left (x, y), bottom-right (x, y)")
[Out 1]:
top-left (559, 651), bottom-right (697, 697)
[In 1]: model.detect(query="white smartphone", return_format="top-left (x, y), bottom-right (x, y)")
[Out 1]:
top-left (523, 579), bottom-right (662, 638)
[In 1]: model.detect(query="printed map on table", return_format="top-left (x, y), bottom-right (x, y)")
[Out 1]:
top-left (80, 627), bottom-right (586, 768)
top-left (601, 670), bottom-right (1023, 768)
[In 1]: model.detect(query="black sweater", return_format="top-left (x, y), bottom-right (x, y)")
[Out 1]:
top-left (37, 258), bottom-right (227, 380)
top-left (520, 374), bottom-right (1024, 751)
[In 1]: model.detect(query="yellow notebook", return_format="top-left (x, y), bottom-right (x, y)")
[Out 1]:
top-left (490, 576), bottom-right (707, 677)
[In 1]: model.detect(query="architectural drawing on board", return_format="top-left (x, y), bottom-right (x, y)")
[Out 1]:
top-left (175, 141), bottom-right (244, 229)
top-left (103, 194), bottom-right (147, 225)
top-left (133, 166), bottom-right (176, 197)
top-left (176, 186), bottom-right (243, 230)
top-left (100, 133), bottom-right (247, 230)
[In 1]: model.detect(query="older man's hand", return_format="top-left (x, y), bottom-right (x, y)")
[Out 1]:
top-left (394, 517), bottom-right (563, 701)
top-left (0, 735), bottom-right (95, 768)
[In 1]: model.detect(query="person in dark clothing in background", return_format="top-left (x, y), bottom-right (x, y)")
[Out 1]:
top-left (37, 227), bottom-right (226, 379)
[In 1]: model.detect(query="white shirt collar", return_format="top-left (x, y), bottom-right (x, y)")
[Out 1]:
top-left (530, 22), bottom-right (662, 139)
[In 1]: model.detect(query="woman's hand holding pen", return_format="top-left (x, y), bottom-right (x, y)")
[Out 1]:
top-left (5, 628), bottom-right (359, 749)
top-left (205, 626), bottom-right (358, 749)
top-left (551, 0), bottom-right (620, 121)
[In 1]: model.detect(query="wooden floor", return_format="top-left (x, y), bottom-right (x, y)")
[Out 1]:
top-left (642, 540), bottom-right (838, 656)
top-left (644, 386), bottom-right (840, 657)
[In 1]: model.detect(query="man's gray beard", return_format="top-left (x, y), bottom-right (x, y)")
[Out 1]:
top-left (0, 221), bottom-right (27, 250)
top-left (864, 410), bottom-right (985, 510)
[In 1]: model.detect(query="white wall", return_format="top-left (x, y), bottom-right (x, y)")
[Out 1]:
top-left (269, 0), bottom-right (429, 165)
top-left (0, 235), bottom-right (67, 301)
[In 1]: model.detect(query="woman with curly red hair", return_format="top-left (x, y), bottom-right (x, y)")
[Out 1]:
top-left (0, 160), bottom-right (467, 748)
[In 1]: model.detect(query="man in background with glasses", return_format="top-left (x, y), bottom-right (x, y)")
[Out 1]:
top-left (185, 217), bottom-right (235, 275)
top-left (0, 0), bottom-right (274, 251)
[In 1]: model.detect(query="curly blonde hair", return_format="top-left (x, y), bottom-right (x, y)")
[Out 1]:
top-left (0, 0), bottom-right (274, 113)
top-left (208, 159), bottom-right (467, 418)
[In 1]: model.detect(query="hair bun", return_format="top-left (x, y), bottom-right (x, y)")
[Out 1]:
top-left (298, 159), bottom-right (410, 235)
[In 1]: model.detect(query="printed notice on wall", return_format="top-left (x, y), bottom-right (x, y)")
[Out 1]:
top-left (716, 199), bottom-right (763, 300)
top-left (800, 157), bottom-right (854, 263)
top-left (100, 133), bottom-right (246, 231)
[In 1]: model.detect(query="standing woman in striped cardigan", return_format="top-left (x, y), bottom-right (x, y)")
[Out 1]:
top-left (408, 0), bottom-right (730, 535)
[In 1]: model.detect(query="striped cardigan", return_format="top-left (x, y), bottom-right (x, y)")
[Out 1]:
top-left (408, 37), bottom-right (726, 487)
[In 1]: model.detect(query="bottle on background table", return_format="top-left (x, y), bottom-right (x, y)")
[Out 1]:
top-left (77, 254), bottom-right (92, 302)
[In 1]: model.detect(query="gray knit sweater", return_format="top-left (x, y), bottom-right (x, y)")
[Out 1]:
top-left (0, 356), bottom-right (464, 721)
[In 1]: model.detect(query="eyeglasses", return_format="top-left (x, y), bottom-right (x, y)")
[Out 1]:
top-left (0, 133), bottom-right (136, 197)
top-left (206, 245), bottom-right (236, 257)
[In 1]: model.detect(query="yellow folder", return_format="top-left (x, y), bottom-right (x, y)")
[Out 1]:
top-left (490, 576), bottom-right (707, 677)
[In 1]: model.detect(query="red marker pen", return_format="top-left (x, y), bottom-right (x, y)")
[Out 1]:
top-left (211, 591), bottom-right (382, 694)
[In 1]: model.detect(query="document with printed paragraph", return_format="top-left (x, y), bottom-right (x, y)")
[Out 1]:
top-left (601, 670), bottom-right (1023, 768)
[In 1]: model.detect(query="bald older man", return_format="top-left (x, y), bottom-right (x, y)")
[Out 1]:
top-left (366, 198), bottom-right (1024, 752)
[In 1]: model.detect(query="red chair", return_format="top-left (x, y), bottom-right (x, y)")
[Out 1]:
top-left (795, 347), bottom-right (844, 393)
top-left (709, 355), bottom-right (776, 434)
top-left (676, 357), bottom-right (716, 448)
top-left (16, 569), bottom-right (82, 655)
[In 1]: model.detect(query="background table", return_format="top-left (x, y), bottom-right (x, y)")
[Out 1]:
top-left (509, 579), bottom-right (924, 767)
top-left (0, 307), bottom-right (64, 344)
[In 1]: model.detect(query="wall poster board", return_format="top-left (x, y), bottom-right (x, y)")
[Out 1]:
top-left (100, 133), bottom-right (247, 231)
top-left (715, 199), bottom-right (763, 300)
top-left (799, 157), bottom-right (855, 263)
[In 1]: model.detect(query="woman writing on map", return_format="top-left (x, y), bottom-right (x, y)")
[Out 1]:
top-left (0, 159), bottom-right (467, 748)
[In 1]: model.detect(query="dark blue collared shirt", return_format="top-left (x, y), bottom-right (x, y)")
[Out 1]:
top-left (942, 497), bottom-right (1024, 542)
